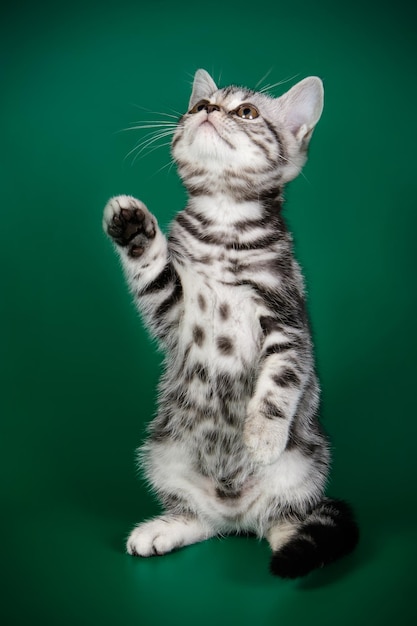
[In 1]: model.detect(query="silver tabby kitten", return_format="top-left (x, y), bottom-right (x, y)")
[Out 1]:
top-left (103, 69), bottom-right (358, 578)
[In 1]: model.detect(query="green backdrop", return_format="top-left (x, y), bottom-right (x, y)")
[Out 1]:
top-left (2, 1), bottom-right (416, 624)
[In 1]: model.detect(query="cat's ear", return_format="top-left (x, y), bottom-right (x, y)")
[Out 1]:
top-left (189, 69), bottom-right (218, 110)
top-left (276, 77), bottom-right (324, 145)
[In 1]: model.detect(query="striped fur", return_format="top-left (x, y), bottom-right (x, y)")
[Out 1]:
top-left (103, 70), bottom-right (358, 577)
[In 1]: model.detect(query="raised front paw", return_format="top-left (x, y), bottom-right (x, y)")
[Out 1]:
top-left (103, 195), bottom-right (156, 258)
top-left (243, 402), bottom-right (289, 465)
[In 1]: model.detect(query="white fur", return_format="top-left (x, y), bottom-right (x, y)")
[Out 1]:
top-left (267, 520), bottom-right (298, 551)
top-left (127, 515), bottom-right (214, 556)
top-left (139, 440), bottom-right (324, 539)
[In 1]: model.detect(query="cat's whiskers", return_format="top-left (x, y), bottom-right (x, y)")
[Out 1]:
top-left (255, 67), bottom-right (274, 89)
top-left (154, 157), bottom-right (176, 177)
top-left (278, 150), bottom-right (310, 183)
top-left (132, 141), bottom-right (173, 166)
top-left (123, 121), bottom-right (176, 164)
top-left (149, 159), bottom-right (177, 182)
top-left (127, 130), bottom-right (176, 163)
top-left (258, 74), bottom-right (300, 95)
top-left (123, 121), bottom-right (177, 132)
top-left (130, 103), bottom-right (181, 120)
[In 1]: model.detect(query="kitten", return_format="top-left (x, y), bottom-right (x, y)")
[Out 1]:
top-left (103, 69), bottom-right (359, 578)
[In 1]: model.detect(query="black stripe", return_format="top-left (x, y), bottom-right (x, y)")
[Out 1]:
top-left (155, 277), bottom-right (183, 319)
top-left (171, 135), bottom-right (181, 149)
top-left (272, 369), bottom-right (301, 387)
top-left (237, 280), bottom-right (307, 329)
top-left (260, 315), bottom-right (281, 335)
top-left (186, 209), bottom-right (215, 228)
top-left (264, 343), bottom-right (295, 358)
top-left (222, 86), bottom-right (234, 98)
top-left (194, 363), bottom-right (208, 382)
top-left (225, 233), bottom-right (280, 250)
top-left (285, 431), bottom-right (319, 456)
top-left (177, 212), bottom-right (281, 250)
top-left (218, 134), bottom-right (236, 150)
top-left (263, 401), bottom-right (286, 419)
top-left (185, 182), bottom-right (214, 197)
top-left (216, 335), bottom-right (234, 355)
top-left (138, 263), bottom-right (177, 296)
top-left (216, 487), bottom-right (242, 500)
top-left (259, 187), bottom-right (284, 212)
top-left (234, 217), bottom-right (267, 232)
top-left (250, 136), bottom-right (274, 161)
top-left (264, 118), bottom-right (288, 165)
top-left (176, 212), bottom-right (218, 244)
top-left (256, 286), bottom-right (307, 328)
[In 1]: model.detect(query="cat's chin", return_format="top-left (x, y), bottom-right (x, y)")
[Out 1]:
top-left (193, 124), bottom-right (230, 150)
top-left (194, 125), bottom-right (223, 149)
top-left (180, 140), bottom-right (230, 168)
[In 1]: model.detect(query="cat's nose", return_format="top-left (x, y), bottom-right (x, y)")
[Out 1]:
top-left (205, 104), bottom-right (220, 114)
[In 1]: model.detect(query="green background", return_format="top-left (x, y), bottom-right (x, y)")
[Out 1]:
top-left (2, 0), bottom-right (416, 624)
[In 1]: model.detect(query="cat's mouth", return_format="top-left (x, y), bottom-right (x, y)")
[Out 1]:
top-left (199, 118), bottom-right (218, 131)
top-left (197, 118), bottom-right (227, 144)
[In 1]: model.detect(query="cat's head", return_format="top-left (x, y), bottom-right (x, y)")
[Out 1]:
top-left (172, 69), bottom-right (324, 200)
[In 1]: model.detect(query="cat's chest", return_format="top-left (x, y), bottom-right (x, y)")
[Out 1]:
top-left (178, 265), bottom-right (262, 366)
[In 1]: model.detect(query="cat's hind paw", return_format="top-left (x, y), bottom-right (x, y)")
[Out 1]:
top-left (103, 195), bottom-right (156, 258)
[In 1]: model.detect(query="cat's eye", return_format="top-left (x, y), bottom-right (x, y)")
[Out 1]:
top-left (189, 99), bottom-right (210, 114)
top-left (234, 104), bottom-right (259, 120)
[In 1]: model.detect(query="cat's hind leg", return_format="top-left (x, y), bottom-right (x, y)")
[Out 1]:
top-left (127, 515), bottom-right (215, 557)
top-left (267, 499), bottom-right (359, 578)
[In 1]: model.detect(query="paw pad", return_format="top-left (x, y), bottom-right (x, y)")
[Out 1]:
top-left (104, 196), bottom-right (156, 257)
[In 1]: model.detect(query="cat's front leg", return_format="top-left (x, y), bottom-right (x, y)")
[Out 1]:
top-left (103, 195), bottom-right (183, 340)
top-left (244, 397), bottom-right (291, 466)
top-left (243, 348), bottom-right (307, 465)
top-left (127, 514), bottom-right (214, 557)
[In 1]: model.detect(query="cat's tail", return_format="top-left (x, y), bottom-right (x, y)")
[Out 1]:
top-left (270, 498), bottom-right (359, 579)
